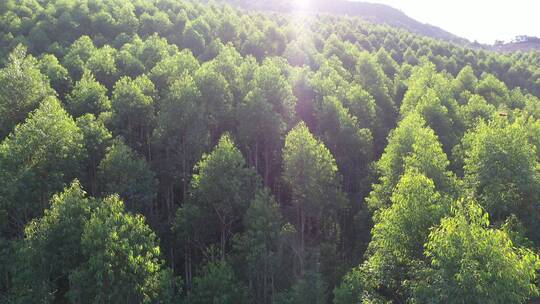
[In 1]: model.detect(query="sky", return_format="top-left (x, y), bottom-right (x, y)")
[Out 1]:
top-left (362, 0), bottom-right (540, 44)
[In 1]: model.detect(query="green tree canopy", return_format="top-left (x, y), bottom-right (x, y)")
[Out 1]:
top-left (316, 96), bottom-right (373, 194)
top-left (153, 73), bottom-right (208, 220)
top-left (69, 194), bottom-right (176, 303)
top-left (339, 171), bottom-right (450, 303)
top-left (0, 45), bottom-right (53, 139)
top-left (12, 181), bottom-right (95, 303)
top-left (413, 200), bottom-right (540, 303)
top-left (66, 70), bottom-right (111, 118)
top-left (38, 53), bottom-right (71, 98)
top-left (0, 97), bottom-right (84, 235)
top-left (237, 189), bottom-right (285, 304)
top-left (190, 257), bottom-right (247, 304)
top-left (462, 118), bottom-right (540, 241)
top-left (453, 65), bottom-right (478, 103)
top-left (368, 113), bottom-right (456, 211)
top-left (282, 122), bottom-right (346, 278)
top-left (76, 114), bottom-right (112, 196)
top-left (400, 63), bottom-right (460, 152)
top-left (355, 52), bottom-right (396, 140)
top-left (97, 138), bottom-right (157, 218)
top-left (111, 75), bottom-right (156, 157)
top-left (186, 134), bottom-right (258, 258)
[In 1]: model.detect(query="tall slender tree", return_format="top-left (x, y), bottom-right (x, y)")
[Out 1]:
top-left (282, 122), bottom-right (346, 278)
top-left (0, 97), bottom-right (84, 236)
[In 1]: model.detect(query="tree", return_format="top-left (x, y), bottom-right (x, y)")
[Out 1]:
top-left (508, 87), bottom-right (533, 110)
top-left (338, 171), bottom-right (450, 303)
top-left (183, 22), bottom-right (207, 57)
top-left (250, 59), bottom-right (296, 126)
top-left (210, 45), bottom-right (255, 102)
top-left (316, 96), bottom-right (373, 194)
top-left (462, 119), bottom-right (540, 239)
top-left (403, 47), bottom-right (419, 65)
top-left (0, 45), bottom-right (53, 139)
top-left (457, 94), bottom-right (495, 130)
top-left (284, 39), bottom-right (311, 67)
top-left (0, 97), bottom-right (84, 235)
top-left (153, 74), bottom-right (208, 222)
top-left (238, 189), bottom-right (284, 304)
top-left (413, 200), bottom-right (540, 303)
top-left (263, 25), bottom-right (287, 56)
top-left (315, 96), bottom-right (374, 265)
top-left (453, 65), bottom-right (478, 104)
top-left (393, 63), bottom-right (413, 104)
top-left (111, 75), bottom-right (156, 158)
top-left (282, 122), bottom-right (346, 277)
top-left (97, 138), bottom-right (157, 218)
top-left (341, 85), bottom-right (377, 132)
top-left (187, 134), bottom-right (258, 258)
top-left (38, 54), bottom-right (71, 98)
top-left (368, 113), bottom-right (456, 211)
top-left (76, 114), bottom-right (112, 196)
top-left (69, 194), bottom-right (176, 303)
top-left (195, 63), bottom-right (234, 143)
top-left (400, 63), bottom-right (460, 153)
top-left (140, 11), bottom-right (173, 37)
top-left (190, 257), bottom-right (247, 304)
top-left (475, 73), bottom-right (510, 107)
top-left (149, 49), bottom-right (200, 96)
top-left (0, 234), bottom-right (9, 302)
top-left (11, 181), bottom-right (96, 303)
top-left (66, 70), bottom-right (111, 118)
top-left (237, 88), bottom-right (285, 189)
top-left (216, 16), bottom-right (239, 45)
top-left (236, 58), bottom-right (296, 187)
top-left (278, 270), bottom-right (326, 304)
top-left (116, 48), bottom-right (145, 78)
top-left (310, 56), bottom-right (350, 107)
top-left (241, 30), bottom-right (266, 61)
top-left (375, 48), bottom-right (399, 79)
top-left (62, 36), bottom-right (96, 81)
top-left (4, 1), bottom-right (540, 302)
top-left (323, 35), bottom-right (357, 71)
top-left (355, 52), bottom-right (396, 150)
top-left (85, 45), bottom-right (118, 88)
top-left (133, 34), bottom-right (178, 71)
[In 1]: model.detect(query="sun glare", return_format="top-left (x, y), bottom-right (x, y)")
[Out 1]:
top-left (292, 0), bottom-right (311, 13)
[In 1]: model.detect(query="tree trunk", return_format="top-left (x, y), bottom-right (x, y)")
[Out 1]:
top-left (182, 139), bottom-right (187, 196)
top-left (185, 236), bottom-right (192, 300)
top-left (264, 146), bottom-right (270, 186)
top-left (90, 156), bottom-right (97, 196)
top-left (220, 225), bottom-right (226, 260)
top-left (255, 141), bottom-right (259, 172)
top-left (299, 202), bottom-right (305, 277)
top-left (264, 257), bottom-right (269, 304)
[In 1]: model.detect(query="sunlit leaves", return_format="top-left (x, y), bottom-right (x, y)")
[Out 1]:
top-left (0, 97), bottom-right (84, 233)
top-left (414, 200), bottom-right (540, 303)
top-left (0, 45), bottom-right (53, 138)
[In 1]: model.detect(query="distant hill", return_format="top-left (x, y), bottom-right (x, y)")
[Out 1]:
top-left (223, 0), bottom-right (471, 45)
top-left (492, 36), bottom-right (540, 52)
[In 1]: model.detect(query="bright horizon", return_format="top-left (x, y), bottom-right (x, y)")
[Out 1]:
top-left (360, 0), bottom-right (540, 44)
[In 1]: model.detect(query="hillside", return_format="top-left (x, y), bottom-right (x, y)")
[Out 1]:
top-left (223, 0), bottom-right (470, 44)
top-left (492, 36), bottom-right (540, 52)
top-left (1, 0), bottom-right (540, 303)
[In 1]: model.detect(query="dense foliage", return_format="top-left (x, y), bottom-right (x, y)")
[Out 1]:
top-left (1, 0), bottom-right (540, 302)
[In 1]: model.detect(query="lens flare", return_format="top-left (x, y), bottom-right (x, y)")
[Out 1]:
top-left (292, 0), bottom-right (311, 13)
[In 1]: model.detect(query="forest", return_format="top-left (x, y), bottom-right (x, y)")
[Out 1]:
top-left (1, 0), bottom-right (540, 303)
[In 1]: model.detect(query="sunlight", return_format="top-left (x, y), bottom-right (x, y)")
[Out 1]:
top-left (292, 0), bottom-right (311, 13)
top-left (6, 0), bottom-right (540, 301)
top-left (290, 0), bottom-right (311, 41)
